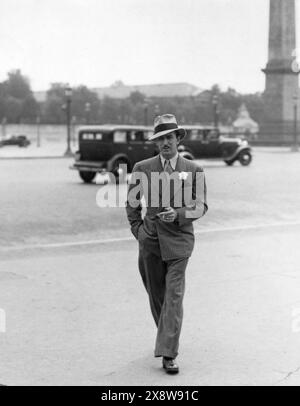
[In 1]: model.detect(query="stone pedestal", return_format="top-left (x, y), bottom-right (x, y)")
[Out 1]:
top-left (259, 121), bottom-right (295, 144)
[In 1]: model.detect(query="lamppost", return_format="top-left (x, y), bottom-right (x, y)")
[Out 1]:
top-left (212, 94), bottom-right (219, 129)
top-left (1, 117), bottom-right (7, 140)
top-left (64, 86), bottom-right (73, 157)
top-left (71, 115), bottom-right (77, 147)
top-left (154, 104), bottom-right (160, 119)
top-left (85, 102), bottom-right (91, 125)
top-left (36, 115), bottom-right (41, 147)
top-left (291, 93), bottom-right (299, 152)
top-left (144, 99), bottom-right (149, 126)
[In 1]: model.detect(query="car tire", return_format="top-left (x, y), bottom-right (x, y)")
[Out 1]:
top-left (79, 171), bottom-right (96, 183)
top-left (238, 151), bottom-right (252, 166)
top-left (109, 158), bottom-right (128, 184)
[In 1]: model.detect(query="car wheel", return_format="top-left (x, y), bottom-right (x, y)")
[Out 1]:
top-left (238, 151), bottom-right (252, 166)
top-left (79, 171), bottom-right (96, 183)
top-left (109, 159), bottom-right (128, 183)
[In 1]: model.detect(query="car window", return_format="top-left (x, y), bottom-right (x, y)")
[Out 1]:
top-left (193, 130), bottom-right (203, 141)
top-left (187, 129), bottom-right (203, 141)
top-left (95, 133), bottom-right (103, 140)
top-left (114, 131), bottom-right (127, 143)
top-left (128, 131), bottom-right (144, 142)
top-left (81, 132), bottom-right (95, 140)
top-left (145, 131), bottom-right (153, 141)
top-left (202, 130), bottom-right (210, 141)
top-left (80, 132), bottom-right (108, 141)
top-left (209, 130), bottom-right (219, 140)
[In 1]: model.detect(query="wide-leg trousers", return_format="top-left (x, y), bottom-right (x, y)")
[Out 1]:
top-left (138, 235), bottom-right (189, 359)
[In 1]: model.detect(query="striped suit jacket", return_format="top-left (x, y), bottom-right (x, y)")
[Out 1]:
top-left (126, 154), bottom-right (208, 260)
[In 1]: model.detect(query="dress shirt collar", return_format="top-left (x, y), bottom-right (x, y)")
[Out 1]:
top-left (160, 152), bottom-right (179, 170)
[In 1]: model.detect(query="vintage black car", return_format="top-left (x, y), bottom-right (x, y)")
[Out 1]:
top-left (179, 126), bottom-right (252, 166)
top-left (71, 125), bottom-right (155, 183)
top-left (71, 125), bottom-right (252, 183)
top-left (0, 135), bottom-right (31, 148)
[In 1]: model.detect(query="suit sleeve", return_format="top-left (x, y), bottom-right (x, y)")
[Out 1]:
top-left (125, 163), bottom-right (144, 240)
top-left (175, 166), bottom-right (208, 226)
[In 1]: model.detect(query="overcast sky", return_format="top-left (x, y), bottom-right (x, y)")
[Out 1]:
top-left (0, 0), bottom-right (299, 93)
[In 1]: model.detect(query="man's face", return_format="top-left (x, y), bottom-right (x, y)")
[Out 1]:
top-left (154, 132), bottom-right (179, 159)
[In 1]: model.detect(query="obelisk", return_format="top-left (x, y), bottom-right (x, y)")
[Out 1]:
top-left (261, 0), bottom-right (299, 143)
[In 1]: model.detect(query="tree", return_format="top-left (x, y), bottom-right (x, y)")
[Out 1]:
top-left (129, 91), bottom-right (145, 105)
top-left (21, 96), bottom-right (40, 122)
top-left (5, 69), bottom-right (32, 100)
top-left (0, 69), bottom-right (38, 123)
top-left (70, 86), bottom-right (101, 123)
top-left (4, 97), bottom-right (23, 123)
top-left (100, 97), bottom-right (120, 123)
top-left (43, 83), bottom-right (68, 124)
top-left (42, 83), bottom-right (102, 124)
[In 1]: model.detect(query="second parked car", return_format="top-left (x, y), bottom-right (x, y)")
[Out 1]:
top-left (179, 125), bottom-right (252, 166)
top-left (0, 134), bottom-right (31, 148)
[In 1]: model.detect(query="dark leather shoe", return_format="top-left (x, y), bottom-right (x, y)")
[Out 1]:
top-left (162, 357), bottom-right (179, 374)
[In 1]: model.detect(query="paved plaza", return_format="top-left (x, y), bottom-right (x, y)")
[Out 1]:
top-left (0, 148), bottom-right (300, 385)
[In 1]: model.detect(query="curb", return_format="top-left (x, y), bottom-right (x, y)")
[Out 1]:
top-left (1, 220), bottom-right (299, 252)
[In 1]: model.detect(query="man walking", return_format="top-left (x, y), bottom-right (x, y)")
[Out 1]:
top-left (126, 114), bottom-right (208, 374)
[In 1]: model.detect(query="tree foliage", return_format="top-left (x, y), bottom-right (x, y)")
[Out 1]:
top-left (0, 69), bottom-right (38, 123)
top-left (0, 71), bottom-right (264, 126)
top-left (42, 83), bottom-right (101, 124)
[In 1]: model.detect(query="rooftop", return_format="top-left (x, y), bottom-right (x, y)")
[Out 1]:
top-left (34, 82), bottom-right (203, 103)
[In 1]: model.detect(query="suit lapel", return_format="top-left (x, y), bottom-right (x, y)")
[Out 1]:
top-left (171, 155), bottom-right (186, 200)
top-left (148, 155), bottom-right (162, 201)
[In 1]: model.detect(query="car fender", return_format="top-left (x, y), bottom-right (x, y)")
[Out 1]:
top-left (107, 153), bottom-right (130, 172)
top-left (226, 146), bottom-right (252, 161)
top-left (179, 150), bottom-right (194, 160)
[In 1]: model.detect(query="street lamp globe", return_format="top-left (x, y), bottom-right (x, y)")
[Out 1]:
top-left (65, 86), bottom-right (73, 99)
top-left (212, 94), bottom-right (219, 129)
top-left (212, 94), bottom-right (219, 105)
top-left (85, 102), bottom-right (91, 125)
top-left (143, 99), bottom-right (150, 126)
top-left (293, 93), bottom-right (299, 105)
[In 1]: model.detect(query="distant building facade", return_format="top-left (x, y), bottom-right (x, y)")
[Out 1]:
top-left (34, 82), bottom-right (202, 103)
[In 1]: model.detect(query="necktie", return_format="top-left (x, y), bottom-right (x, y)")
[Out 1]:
top-left (164, 160), bottom-right (173, 175)
top-left (160, 160), bottom-right (173, 208)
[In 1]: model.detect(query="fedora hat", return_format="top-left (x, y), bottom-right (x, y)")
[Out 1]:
top-left (149, 114), bottom-right (186, 141)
